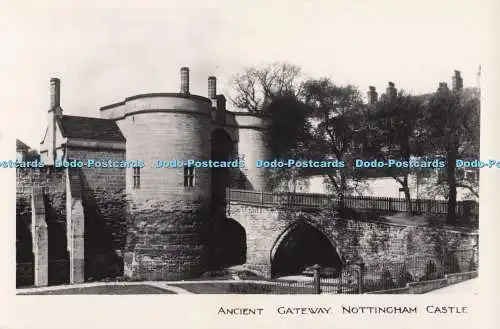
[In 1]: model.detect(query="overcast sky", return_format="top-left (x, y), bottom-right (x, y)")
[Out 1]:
top-left (1, 0), bottom-right (490, 149)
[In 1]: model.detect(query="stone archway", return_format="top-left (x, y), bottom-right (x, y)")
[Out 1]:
top-left (218, 218), bottom-right (247, 267)
top-left (270, 221), bottom-right (343, 278)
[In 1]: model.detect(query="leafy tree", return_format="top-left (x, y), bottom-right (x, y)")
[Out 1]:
top-left (266, 94), bottom-right (313, 190)
top-left (362, 91), bottom-right (428, 214)
top-left (424, 85), bottom-right (480, 224)
top-left (301, 78), bottom-right (368, 208)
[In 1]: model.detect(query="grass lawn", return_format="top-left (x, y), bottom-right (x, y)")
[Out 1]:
top-left (18, 284), bottom-right (175, 295)
top-left (170, 282), bottom-right (316, 294)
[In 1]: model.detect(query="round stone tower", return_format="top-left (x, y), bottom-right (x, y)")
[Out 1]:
top-left (100, 67), bottom-right (213, 280)
top-left (233, 113), bottom-right (272, 191)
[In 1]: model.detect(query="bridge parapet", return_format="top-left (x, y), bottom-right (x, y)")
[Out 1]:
top-left (226, 188), bottom-right (478, 220)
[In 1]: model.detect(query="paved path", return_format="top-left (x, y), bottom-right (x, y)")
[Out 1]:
top-left (16, 278), bottom-right (314, 295)
top-left (427, 278), bottom-right (478, 295)
top-left (16, 281), bottom-right (193, 295)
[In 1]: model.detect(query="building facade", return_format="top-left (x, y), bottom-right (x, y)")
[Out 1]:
top-left (17, 68), bottom-right (478, 285)
top-left (35, 67), bottom-right (272, 280)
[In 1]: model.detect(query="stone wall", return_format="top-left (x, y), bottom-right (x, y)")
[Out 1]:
top-left (16, 167), bottom-right (67, 286)
top-left (124, 197), bottom-right (211, 280)
top-left (66, 147), bottom-right (127, 279)
top-left (119, 112), bottom-right (212, 200)
top-left (228, 203), bottom-right (478, 278)
top-left (111, 96), bottom-right (214, 280)
top-left (16, 144), bottom-right (129, 285)
top-left (234, 114), bottom-right (272, 191)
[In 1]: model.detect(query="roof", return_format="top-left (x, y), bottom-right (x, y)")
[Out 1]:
top-left (16, 139), bottom-right (30, 150)
top-left (57, 115), bottom-right (126, 142)
top-left (378, 87), bottom-right (479, 105)
top-left (100, 93), bottom-right (212, 111)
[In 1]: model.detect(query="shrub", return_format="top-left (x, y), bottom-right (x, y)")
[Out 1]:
top-left (379, 269), bottom-right (395, 290)
top-left (444, 255), bottom-right (461, 274)
top-left (468, 257), bottom-right (478, 271)
top-left (396, 265), bottom-right (413, 287)
top-left (200, 270), bottom-right (230, 278)
top-left (420, 260), bottom-right (438, 281)
top-left (236, 270), bottom-right (262, 279)
top-left (228, 283), bottom-right (273, 294)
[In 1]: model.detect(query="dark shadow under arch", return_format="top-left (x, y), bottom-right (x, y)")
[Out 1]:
top-left (218, 218), bottom-right (247, 267)
top-left (43, 194), bottom-right (70, 285)
top-left (270, 221), bottom-right (343, 278)
top-left (211, 128), bottom-right (235, 212)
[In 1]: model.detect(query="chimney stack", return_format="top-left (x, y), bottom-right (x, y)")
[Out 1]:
top-left (208, 76), bottom-right (217, 99)
top-left (438, 82), bottom-right (449, 93)
top-left (452, 70), bottom-right (463, 91)
top-left (180, 67), bottom-right (190, 94)
top-left (50, 78), bottom-right (61, 110)
top-left (386, 82), bottom-right (397, 103)
top-left (367, 86), bottom-right (378, 105)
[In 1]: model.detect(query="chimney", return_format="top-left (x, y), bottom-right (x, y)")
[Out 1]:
top-left (438, 82), bottom-right (449, 93)
top-left (452, 70), bottom-right (463, 91)
top-left (44, 78), bottom-right (62, 166)
top-left (50, 78), bottom-right (61, 110)
top-left (180, 67), bottom-right (190, 94)
top-left (367, 86), bottom-right (378, 105)
top-left (386, 82), bottom-right (397, 103)
top-left (208, 76), bottom-right (217, 99)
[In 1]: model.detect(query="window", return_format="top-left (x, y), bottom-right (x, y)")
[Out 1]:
top-left (465, 170), bottom-right (478, 182)
top-left (436, 168), bottom-right (446, 183)
top-left (133, 167), bottom-right (140, 189)
top-left (184, 165), bottom-right (195, 187)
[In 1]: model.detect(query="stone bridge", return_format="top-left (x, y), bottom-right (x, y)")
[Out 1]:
top-left (223, 189), bottom-right (478, 279)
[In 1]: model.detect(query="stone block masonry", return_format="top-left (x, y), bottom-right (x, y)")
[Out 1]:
top-left (229, 203), bottom-right (478, 279)
top-left (66, 147), bottom-right (128, 256)
top-left (31, 187), bottom-right (48, 287)
top-left (66, 168), bottom-right (85, 283)
top-left (17, 167), bottom-right (67, 257)
top-left (17, 167), bottom-right (67, 286)
top-left (124, 198), bottom-right (211, 280)
top-left (16, 147), bottom-right (129, 285)
top-left (105, 93), bottom-right (214, 280)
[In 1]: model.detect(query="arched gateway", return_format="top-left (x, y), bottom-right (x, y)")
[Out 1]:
top-left (270, 221), bottom-right (343, 278)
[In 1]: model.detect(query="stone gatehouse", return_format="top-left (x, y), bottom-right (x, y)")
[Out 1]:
top-left (17, 67), bottom-right (274, 285)
top-left (16, 67), bottom-right (478, 286)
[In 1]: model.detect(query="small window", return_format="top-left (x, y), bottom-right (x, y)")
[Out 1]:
top-left (465, 170), bottom-right (478, 182)
top-left (184, 165), bottom-right (195, 187)
top-left (436, 169), bottom-right (446, 183)
top-left (133, 167), bottom-right (140, 189)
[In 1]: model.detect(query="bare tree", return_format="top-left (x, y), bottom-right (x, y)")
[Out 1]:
top-left (229, 62), bottom-right (304, 112)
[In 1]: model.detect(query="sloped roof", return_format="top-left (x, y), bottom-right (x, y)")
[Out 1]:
top-left (16, 139), bottom-right (30, 150)
top-left (57, 115), bottom-right (125, 142)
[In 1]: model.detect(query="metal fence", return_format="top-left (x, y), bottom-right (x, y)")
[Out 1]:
top-left (17, 250), bottom-right (478, 294)
top-left (226, 188), bottom-right (479, 217)
top-left (295, 248), bottom-right (479, 294)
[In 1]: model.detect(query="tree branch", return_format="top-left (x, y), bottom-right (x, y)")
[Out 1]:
top-left (455, 183), bottom-right (479, 198)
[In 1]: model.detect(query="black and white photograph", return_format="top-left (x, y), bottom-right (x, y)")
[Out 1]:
top-left (1, 0), bottom-right (496, 328)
